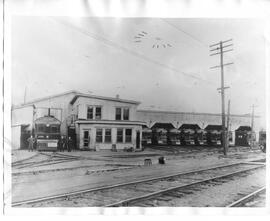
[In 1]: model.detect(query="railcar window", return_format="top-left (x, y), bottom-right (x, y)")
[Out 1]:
top-left (51, 126), bottom-right (59, 133)
top-left (37, 124), bottom-right (45, 133)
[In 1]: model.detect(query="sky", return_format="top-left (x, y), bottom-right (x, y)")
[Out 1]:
top-left (12, 16), bottom-right (266, 125)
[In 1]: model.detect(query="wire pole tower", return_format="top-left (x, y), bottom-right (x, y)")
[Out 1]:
top-left (210, 39), bottom-right (233, 155)
top-left (250, 104), bottom-right (258, 148)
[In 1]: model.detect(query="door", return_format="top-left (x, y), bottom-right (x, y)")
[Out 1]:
top-left (136, 131), bottom-right (141, 149)
top-left (83, 130), bottom-right (90, 149)
top-left (20, 125), bottom-right (31, 149)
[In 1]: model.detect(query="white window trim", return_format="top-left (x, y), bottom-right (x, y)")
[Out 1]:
top-left (115, 107), bottom-right (130, 121)
top-left (87, 105), bottom-right (103, 120)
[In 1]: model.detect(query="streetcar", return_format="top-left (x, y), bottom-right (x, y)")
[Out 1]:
top-left (195, 129), bottom-right (207, 145)
top-left (180, 129), bottom-right (196, 145)
top-left (154, 128), bottom-right (168, 145)
top-left (34, 115), bottom-right (61, 151)
top-left (168, 128), bottom-right (181, 145)
top-left (142, 127), bottom-right (152, 145)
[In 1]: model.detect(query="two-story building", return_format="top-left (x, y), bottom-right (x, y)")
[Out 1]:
top-left (69, 93), bottom-right (144, 150)
top-left (11, 91), bottom-right (144, 150)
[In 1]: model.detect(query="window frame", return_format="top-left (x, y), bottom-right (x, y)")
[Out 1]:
top-left (123, 108), bottom-right (130, 120)
top-left (104, 128), bottom-right (112, 143)
top-left (125, 128), bottom-right (132, 143)
top-left (96, 128), bottom-right (103, 143)
top-left (117, 128), bottom-right (124, 143)
top-left (115, 107), bottom-right (122, 120)
top-left (87, 105), bottom-right (102, 120)
top-left (87, 106), bottom-right (94, 119)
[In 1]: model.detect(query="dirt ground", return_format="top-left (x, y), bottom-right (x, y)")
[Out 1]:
top-left (11, 145), bottom-right (266, 203)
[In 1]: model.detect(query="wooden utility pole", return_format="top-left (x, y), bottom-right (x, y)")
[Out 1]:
top-left (226, 100), bottom-right (231, 150)
top-left (250, 104), bottom-right (258, 148)
top-left (210, 39), bottom-right (233, 156)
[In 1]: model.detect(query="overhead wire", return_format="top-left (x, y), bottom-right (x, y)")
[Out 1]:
top-left (50, 17), bottom-right (215, 85)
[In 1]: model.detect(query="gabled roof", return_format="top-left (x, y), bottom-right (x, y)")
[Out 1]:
top-left (35, 116), bottom-right (61, 124)
top-left (69, 93), bottom-right (140, 105)
top-left (179, 124), bottom-right (201, 130)
top-left (151, 122), bottom-right (175, 130)
top-left (236, 126), bottom-right (252, 131)
top-left (12, 90), bottom-right (79, 109)
top-left (205, 125), bottom-right (223, 131)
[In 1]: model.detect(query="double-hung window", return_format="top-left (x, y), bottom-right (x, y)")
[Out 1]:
top-left (115, 108), bottom-right (122, 120)
top-left (87, 106), bottom-right (102, 120)
top-left (105, 129), bottom-right (112, 143)
top-left (125, 129), bottom-right (132, 143)
top-left (96, 128), bottom-right (103, 143)
top-left (117, 129), bottom-right (123, 143)
top-left (115, 107), bottom-right (130, 120)
top-left (87, 107), bottom-right (93, 119)
top-left (95, 107), bottom-right (102, 119)
top-left (123, 108), bottom-right (129, 120)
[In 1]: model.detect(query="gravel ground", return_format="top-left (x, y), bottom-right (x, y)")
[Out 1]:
top-left (132, 168), bottom-right (266, 207)
top-left (12, 145), bottom-right (266, 204)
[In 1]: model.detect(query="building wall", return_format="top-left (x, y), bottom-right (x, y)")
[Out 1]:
top-left (73, 97), bottom-right (138, 121)
top-left (77, 123), bottom-right (142, 150)
top-left (137, 110), bottom-right (261, 141)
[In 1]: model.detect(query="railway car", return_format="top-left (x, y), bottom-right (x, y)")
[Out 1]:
top-left (142, 127), bottom-right (152, 145)
top-left (195, 129), bottom-right (207, 145)
top-left (34, 115), bottom-right (61, 151)
top-left (154, 128), bottom-right (168, 145)
top-left (259, 130), bottom-right (266, 152)
top-left (179, 124), bottom-right (201, 146)
top-left (168, 129), bottom-right (181, 145)
top-left (205, 125), bottom-right (222, 146)
top-left (180, 129), bottom-right (196, 145)
top-left (235, 126), bottom-right (252, 146)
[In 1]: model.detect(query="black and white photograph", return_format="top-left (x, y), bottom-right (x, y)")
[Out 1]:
top-left (2, 0), bottom-right (270, 216)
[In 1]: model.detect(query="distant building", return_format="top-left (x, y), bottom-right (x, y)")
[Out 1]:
top-left (11, 90), bottom-right (261, 150)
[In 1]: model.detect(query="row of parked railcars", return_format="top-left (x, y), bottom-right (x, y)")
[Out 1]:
top-left (142, 123), bottom-right (234, 146)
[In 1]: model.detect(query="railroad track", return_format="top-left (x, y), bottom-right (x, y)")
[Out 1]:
top-left (12, 161), bottom-right (265, 207)
top-left (226, 187), bottom-right (266, 207)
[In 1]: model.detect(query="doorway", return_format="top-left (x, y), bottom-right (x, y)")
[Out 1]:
top-left (83, 130), bottom-right (90, 149)
top-left (136, 131), bottom-right (141, 149)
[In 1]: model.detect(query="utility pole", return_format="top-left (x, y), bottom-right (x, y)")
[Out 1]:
top-left (226, 100), bottom-right (231, 150)
top-left (210, 39), bottom-right (233, 156)
top-left (250, 104), bottom-right (258, 148)
top-left (23, 86), bottom-right (27, 104)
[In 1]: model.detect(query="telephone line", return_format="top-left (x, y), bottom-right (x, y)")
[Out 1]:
top-left (51, 18), bottom-right (215, 85)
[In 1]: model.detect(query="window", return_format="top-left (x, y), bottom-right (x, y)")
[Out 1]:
top-left (87, 107), bottom-right (93, 119)
top-left (37, 124), bottom-right (45, 133)
top-left (105, 129), bottom-right (112, 143)
top-left (51, 125), bottom-right (59, 133)
top-left (95, 107), bottom-right (102, 119)
top-left (117, 129), bottom-right (123, 143)
top-left (83, 130), bottom-right (89, 147)
top-left (125, 129), bottom-right (132, 143)
top-left (96, 128), bottom-right (103, 143)
top-left (123, 108), bottom-right (129, 120)
top-left (115, 108), bottom-right (122, 120)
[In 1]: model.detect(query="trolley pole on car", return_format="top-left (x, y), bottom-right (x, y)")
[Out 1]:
top-left (210, 39), bottom-right (233, 156)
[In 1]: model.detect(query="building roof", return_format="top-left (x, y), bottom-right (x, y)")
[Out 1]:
top-left (12, 90), bottom-right (140, 109)
top-left (12, 90), bottom-right (79, 109)
top-left (137, 109), bottom-right (259, 118)
top-left (204, 125), bottom-right (223, 131)
top-left (235, 126), bottom-right (252, 131)
top-left (179, 124), bottom-right (201, 130)
top-left (34, 116), bottom-right (61, 124)
top-left (151, 122), bottom-right (175, 130)
top-left (69, 93), bottom-right (140, 105)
